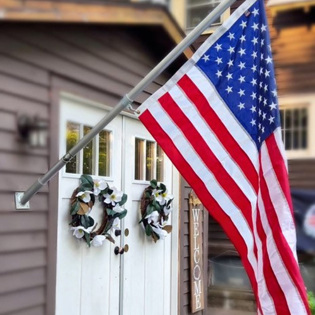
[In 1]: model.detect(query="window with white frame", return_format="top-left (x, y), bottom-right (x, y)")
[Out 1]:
top-left (279, 97), bottom-right (315, 159)
top-left (66, 121), bottom-right (111, 176)
top-left (134, 138), bottom-right (164, 182)
top-left (186, 0), bottom-right (229, 30)
top-left (280, 107), bottom-right (308, 151)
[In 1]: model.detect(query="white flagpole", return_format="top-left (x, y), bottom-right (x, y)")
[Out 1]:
top-left (18, 0), bottom-right (236, 206)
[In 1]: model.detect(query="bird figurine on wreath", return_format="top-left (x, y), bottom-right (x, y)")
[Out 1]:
top-left (139, 179), bottom-right (174, 242)
top-left (69, 174), bottom-right (127, 248)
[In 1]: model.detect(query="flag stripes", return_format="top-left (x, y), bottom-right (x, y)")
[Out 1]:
top-left (139, 72), bottom-right (309, 314)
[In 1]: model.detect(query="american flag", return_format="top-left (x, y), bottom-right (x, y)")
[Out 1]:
top-left (137, 0), bottom-right (310, 314)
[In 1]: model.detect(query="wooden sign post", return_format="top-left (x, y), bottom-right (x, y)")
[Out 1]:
top-left (189, 191), bottom-right (205, 313)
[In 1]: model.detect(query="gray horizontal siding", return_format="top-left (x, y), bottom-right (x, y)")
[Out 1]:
top-left (0, 22), bottom-right (176, 315)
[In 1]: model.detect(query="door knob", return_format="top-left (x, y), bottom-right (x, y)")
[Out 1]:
top-left (114, 246), bottom-right (125, 255)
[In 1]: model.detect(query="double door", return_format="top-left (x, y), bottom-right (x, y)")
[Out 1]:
top-left (56, 96), bottom-right (177, 315)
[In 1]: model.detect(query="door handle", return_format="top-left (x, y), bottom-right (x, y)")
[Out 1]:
top-left (114, 246), bottom-right (125, 255)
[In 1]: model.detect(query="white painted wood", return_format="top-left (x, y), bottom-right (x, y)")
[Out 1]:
top-left (121, 117), bottom-right (178, 315)
top-left (56, 95), bottom-right (179, 315)
top-left (56, 97), bottom-right (122, 315)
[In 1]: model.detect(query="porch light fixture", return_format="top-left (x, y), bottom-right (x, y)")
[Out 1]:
top-left (17, 114), bottom-right (48, 148)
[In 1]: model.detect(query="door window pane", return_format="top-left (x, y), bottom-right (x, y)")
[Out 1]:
top-left (99, 130), bottom-right (111, 177)
top-left (65, 121), bottom-right (111, 177)
top-left (66, 122), bottom-right (80, 174)
top-left (135, 138), bottom-right (164, 181)
top-left (135, 139), bottom-right (145, 180)
top-left (156, 145), bottom-right (164, 182)
top-left (83, 126), bottom-right (94, 175)
top-left (146, 141), bottom-right (155, 181)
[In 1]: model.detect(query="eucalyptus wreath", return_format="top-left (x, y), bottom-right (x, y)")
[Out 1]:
top-left (139, 179), bottom-right (174, 242)
top-left (69, 175), bottom-right (127, 247)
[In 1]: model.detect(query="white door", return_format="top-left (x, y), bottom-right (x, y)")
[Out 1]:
top-left (56, 95), bottom-right (179, 315)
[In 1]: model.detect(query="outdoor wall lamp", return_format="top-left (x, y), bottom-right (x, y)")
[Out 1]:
top-left (17, 114), bottom-right (48, 148)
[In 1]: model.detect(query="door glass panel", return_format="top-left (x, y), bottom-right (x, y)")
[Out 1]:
top-left (83, 126), bottom-right (94, 175)
top-left (146, 141), bottom-right (155, 181)
top-left (66, 122), bottom-right (80, 174)
top-left (99, 130), bottom-right (111, 177)
top-left (135, 138), bottom-right (145, 180)
top-left (135, 139), bottom-right (164, 181)
top-left (156, 145), bottom-right (164, 182)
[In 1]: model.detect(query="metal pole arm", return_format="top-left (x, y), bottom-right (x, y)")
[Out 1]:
top-left (18, 0), bottom-right (236, 206)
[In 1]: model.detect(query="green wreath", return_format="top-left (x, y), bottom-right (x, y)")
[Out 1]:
top-left (69, 175), bottom-right (127, 247)
top-left (139, 179), bottom-right (173, 242)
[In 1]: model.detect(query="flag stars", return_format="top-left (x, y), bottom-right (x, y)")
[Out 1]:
top-left (238, 48), bottom-right (246, 56)
top-left (250, 105), bottom-right (257, 113)
top-left (251, 78), bottom-right (257, 86)
top-left (269, 116), bottom-right (275, 124)
top-left (250, 119), bottom-right (256, 126)
top-left (252, 23), bottom-right (259, 31)
top-left (252, 37), bottom-right (258, 45)
top-left (216, 70), bottom-right (223, 78)
top-left (226, 73), bottom-right (233, 80)
top-left (239, 75), bottom-right (246, 83)
top-left (251, 92), bottom-right (257, 100)
top-left (262, 112), bottom-right (267, 120)
top-left (240, 35), bottom-right (246, 43)
top-left (226, 86), bottom-right (233, 94)
top-left (228, 32), bottom-right (235, 40)
top-left (263, 98), bottom-right (268, 106)
top-left (252, 8), bottom-right (259, 16)
top-left (202, 54), bottom-right (210, 62)
top-left (265, 70), bottom-right (270, 78)
top-left (215, 43), bottom-right (222, 51)
top-left (215, 57), bottom-right (223, 65)
top-left (251, 64), bottom-right (258, 72)
top-left (252, 51), bottom-right (258, 59)
top-left (261, 24), bottom-right (267, 32)
top-left (265, 56), bottom-right (273, 64)
top-left (238, 102), bottom-right (245, 110)
top-left (261, 39), bottom-right (265, 47)
top-left (238, 89), bottom-right (245, 97)
top-left (238, 61), bottom-right (246, 70)
top-left (269, 102), bottom-right (277, 110)
top-left (240, 20), bottom-right (247, 29)
top-left (264, 84), bottom-right (268, 92)
top-left (227, 59), bottom-right (234, 67)
top-left (272, 89), bottom-right (277, 97)
top-left (228, 46), bottom-right (235, 54)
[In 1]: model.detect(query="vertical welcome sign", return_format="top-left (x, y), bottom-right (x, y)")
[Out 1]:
top-left (189, 191), bottom-right (205, 313)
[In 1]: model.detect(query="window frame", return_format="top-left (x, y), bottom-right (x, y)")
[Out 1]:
top-left (133, 136), bottom-right (165, 183)
top-left (185, 0), bottom-right (230, 33)
top-left (64, 120), bottom-right (114, 180)
top-left (279, 94), bottom-right (315, 159)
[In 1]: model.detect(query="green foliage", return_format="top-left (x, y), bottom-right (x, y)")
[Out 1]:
top-left (80, 215), bottom-right (94, 229)
top-left (70, 200), bottom-right (80, 215)
top-left (119, 193), bottom-right (128, 206)
top-left (150, 179), bottom-right (157, 189)
top-left (308, 291), bottom-right (315, 315)
top-left (80, 175), bottom-right (94, 190)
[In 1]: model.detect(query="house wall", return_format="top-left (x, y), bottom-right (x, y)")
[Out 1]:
top-left (268, 7), bottom-right (315, 189)
top-left (0, 23), bottom-right (177, 315)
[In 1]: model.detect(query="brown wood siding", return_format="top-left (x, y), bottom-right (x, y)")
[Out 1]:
top-left (268, 8), bottom-right (315, 95)
top-left (179, 179), bottom-right (209, 315)
top-left (289, 159), bottom-right (315, 189)
top-left (0, 23), bottom-right (180, 315)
